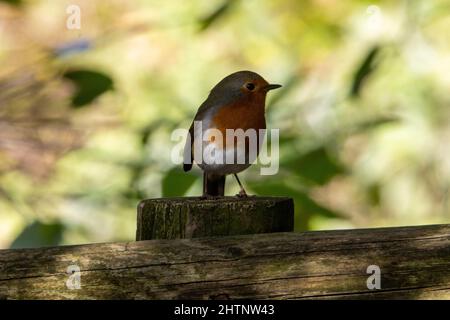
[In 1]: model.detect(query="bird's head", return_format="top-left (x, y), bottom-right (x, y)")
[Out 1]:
top-left (209, 70), bottom-right (281, 103)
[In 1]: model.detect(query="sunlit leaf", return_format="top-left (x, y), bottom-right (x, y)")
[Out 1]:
top-left (162, 167), bottom-right (198, 197)
top-left (63, 69), bottom-right (114, 107)
top-left (10, 221), bottom-right (64, 249)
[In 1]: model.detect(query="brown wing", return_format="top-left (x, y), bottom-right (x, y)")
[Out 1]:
top-left (183, 99), bottom-right (213, 172)
top-left (183, 121), bottom-right (195, 171)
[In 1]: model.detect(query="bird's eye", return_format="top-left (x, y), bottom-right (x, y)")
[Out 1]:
top-left (245, 83), bottom-right (255, 91)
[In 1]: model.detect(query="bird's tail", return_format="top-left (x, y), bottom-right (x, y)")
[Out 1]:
top-left (203, 172), bottom-right (226, 197)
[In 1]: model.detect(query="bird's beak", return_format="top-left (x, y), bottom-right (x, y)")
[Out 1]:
top-left (264, 84), bottom-right (282, 91)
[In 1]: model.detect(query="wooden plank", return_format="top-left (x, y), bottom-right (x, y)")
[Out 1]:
top-left (1, 224), bottom-right (450, 299)
top-left (136, 197), bottom-right (294, 240)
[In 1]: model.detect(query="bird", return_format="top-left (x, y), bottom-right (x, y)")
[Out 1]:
top-left (183, 70), bottom-right (281, 197)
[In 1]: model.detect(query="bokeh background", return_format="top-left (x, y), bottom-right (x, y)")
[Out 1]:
top-left (1, 0), bottom-right (449, 248)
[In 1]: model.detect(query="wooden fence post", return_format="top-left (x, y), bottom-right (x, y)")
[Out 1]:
top-left (136, 196), bottom-right (294, 240)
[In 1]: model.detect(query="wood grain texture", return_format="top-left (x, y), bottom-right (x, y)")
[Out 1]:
top-left (136, 197), bottom-right (294, 240)
top-left (1, 224), bottom-right (450, 299)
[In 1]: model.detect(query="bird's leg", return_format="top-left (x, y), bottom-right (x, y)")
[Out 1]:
top-left (201, 171), bottom-right (208, 198)
top-left (234, 174), bottom-right (248, 198)
top-left (201, 172), bottom-right (215, 199)
top-left (200, 172), bottom-right (224, 199)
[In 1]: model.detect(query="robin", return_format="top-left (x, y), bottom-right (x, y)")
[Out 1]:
top-left (183, 70), bottom-right (281, 197)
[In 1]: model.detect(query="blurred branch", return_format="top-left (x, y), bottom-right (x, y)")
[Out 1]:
top-left (198, 0), bottom-right (238, 31)
top-left (350, 46), bottom-right (381, 98)
top-left (0, 0), bottom-right (22, 6)
top-left (0, 68), bottom-right (85, 179)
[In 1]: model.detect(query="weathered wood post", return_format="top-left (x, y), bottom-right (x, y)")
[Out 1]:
top-left (136, 196), bottom-right (294, 240)
top-left (2, 224), bottom-right (450, 299)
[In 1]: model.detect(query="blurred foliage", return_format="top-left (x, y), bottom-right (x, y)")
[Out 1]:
top-left (284, 147), bottom-right (345, 186)
top-left (10, 221), bottom-right (64, 249)
top-left (162, 168), bottom-right (197, 197)
top-left (198, 0), bottom-right (237, 31)
top-left (1, 0), bottom-right (450, 248)
top-left (63, 69), bottom-right (114, 107)
top-left (0, 0), bottom-right (21, 6)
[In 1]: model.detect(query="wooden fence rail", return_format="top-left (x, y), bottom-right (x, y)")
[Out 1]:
top-left (1, 224), bottom-right (450, 299)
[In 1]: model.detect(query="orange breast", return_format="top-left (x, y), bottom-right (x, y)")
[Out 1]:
top-left (210, 96), bottom-right (266, 149)
top-left (212, 98), bottom-right (266, 132)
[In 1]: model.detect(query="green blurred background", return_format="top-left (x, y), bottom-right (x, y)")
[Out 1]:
top-left (1, 0), bottom-right (449, 249)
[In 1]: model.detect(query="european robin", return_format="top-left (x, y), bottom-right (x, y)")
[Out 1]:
top-left (183, 70), bottom-right (281, 197)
